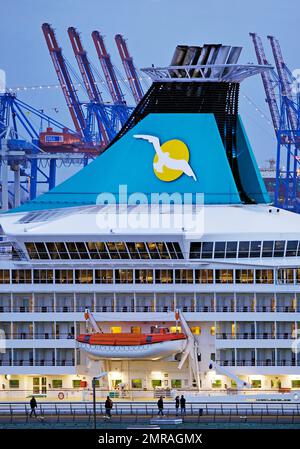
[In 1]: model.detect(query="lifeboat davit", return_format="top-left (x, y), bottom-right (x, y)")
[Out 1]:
top-left (77, 330), bottom-right (187, 361)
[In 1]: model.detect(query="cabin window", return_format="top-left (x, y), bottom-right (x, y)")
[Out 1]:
top-left (72, 380), bottom-right (81, 388)
top-left (262, 241), bottom-right (274, 257)
top-left (95, 269), bottom-right (113, 284)
top-left (115, 269), bottom-right (133, 284)
top-left (151, 380), bottom-right (162, 388)
top-left (175, 269), bottom-right (193, 284)
top-left (256, 270), bottom-right (274, 284)
top-left (274, 240), bottom-right (285, 257)
top-left (55, 270), bottom-right (73, 284)
top-left (238, 241), bottom-right (250, 258)
top-left (135, 269), bottom-right (153, 284)
top-left (170, 326), bottom-right (182, 333)
top-left (251, 380), bottom-right (262, 388)
top-left (215, 270), bottom-right (233, 284)
top-left (110, 327), bottom-right (122, 333)
top-left (210, 326), bottom-right (216, 336)
top-left (25, 242), bottom-right (39, 259)
top-left (190, 242), bottom-right (201, 258)
top-left (214, 241), bottom-right (226, 258)
top-left (201, 242), bottom-right (213, 259)
top-left (33, 270), bottom-right (53, 284)
top-left (191, 327), bottom-right (201, 335)
top-left (75, 270), bottom-right (93, 284)
top-left (250, 241), bottom-right (261, 258)
top-left (171, 379), bottom-right (182, 388)
top-left (52, 379), bottom-right (63, 388)
top-left (131, 327), bottom-right (141, 334)
top-left (212, 379), bottom-right (222, 388)
top-left (291, 380), bottom-right (300, 388)
top-left (226, 242), bottom-right (237, 258)
top-left (195, 269), bottom-right (213, 284)
top-left (9, 380), bottom-right (19, 389)
top-left (131, 379), bottom-right (142, 389)
top-left (0, 270), bottom-right (10, 284)
top-left (66, 242), bottom-right (80, 259)
top-left (12, 270), bottom-right (32, 284)
top-left (115, 242), bottom-right (129, 259)
top-left (235, 270), bottom-right (254, 284)
top-left (155, 270), bottom-right (173, 284)
top-left (286, 241), bottom-right (298, 257)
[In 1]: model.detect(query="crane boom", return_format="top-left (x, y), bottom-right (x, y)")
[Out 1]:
top-left (42, 23), bottom-right (86, 138)
top-left (67, 27), bottom-right (109, 146)
top-left (267, 35), bottom-right (298, 132)
top-left (92, 31), bottom-right (125, 105)
top-left (249, 32), bottom-right (280, 133)
top-left (115, 34), bottom-right (144, 104)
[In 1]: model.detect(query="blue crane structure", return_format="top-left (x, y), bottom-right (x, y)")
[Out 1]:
top-left (250, 32), bottom-right (300, 212)
top-left (115, 34), bottom-right (144, 104)
top-left (0, 25), bottom-right (141, 211)
top-left (0, 92), bottom-right (87, 210)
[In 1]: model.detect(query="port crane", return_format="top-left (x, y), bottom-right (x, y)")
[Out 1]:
top-left (68, 27), bottom-right (115, 145)
top-left (115, 34), bottom-right (144, 104)
top-left (42, 23), bottom-right (90, 142)
top-left (92, 31), bottom-right (132, 125)
top-left (250, 33), bottom-right (300, 212)
top-left (0, 92), bottom-right (86, 210)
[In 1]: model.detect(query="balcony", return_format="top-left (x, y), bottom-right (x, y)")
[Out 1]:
top-left (236, 360), bottom-right (255, 366)
top-left (215, 306), bottom-right (235, 313)
top-left (256, 306), bottom-right (275, 312)
top-left (256, 360), bottom-right (275, 366)
top-left (216, 333), bottom-right (255, 339)
top-left (215, 360), bottom-right (235, 366)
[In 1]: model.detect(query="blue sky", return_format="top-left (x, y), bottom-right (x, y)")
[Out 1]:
top-left (1, 0), bottom-right (299, 167)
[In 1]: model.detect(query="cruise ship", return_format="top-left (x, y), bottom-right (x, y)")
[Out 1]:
top-left (1, 43), bottom-right (300, 400)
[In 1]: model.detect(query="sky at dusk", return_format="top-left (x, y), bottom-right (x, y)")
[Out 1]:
top-left (1, 0), bottom-right (299, 174)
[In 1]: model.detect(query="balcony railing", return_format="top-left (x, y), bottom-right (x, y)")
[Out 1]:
top-left (256, 306), bottom-right (275, 312)
top-left (216, 332), bottom-right (295, 340)
top-left (276, 360), bottom-right (296, 366)
top-left (256, 360), bottom-right (275, 366)
top-left (236, 360), bottom-right (255, 366)
top-left (215, 306), bottom-right (235, 312)
top-left (276, 306), bottom-right (296, 313)
top-left (2, 304), bottom-right (300, 314)
top-left (216, 333), bottom-right (255, 339)
top-left (215, 360), bottom-right (235, 366)
top-left (7, 333), bottom-right (75, 340)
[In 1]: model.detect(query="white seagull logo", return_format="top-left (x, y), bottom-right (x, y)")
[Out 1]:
top-left (134, 134), bottom-right (197, 181)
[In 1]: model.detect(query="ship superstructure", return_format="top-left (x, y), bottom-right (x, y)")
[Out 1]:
top-left (1, 43), bottom-right (300, 399)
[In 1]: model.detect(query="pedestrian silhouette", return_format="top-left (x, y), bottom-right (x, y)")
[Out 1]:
top-left (175, 395), bottom-right (180, 416)
top-left (29, 396), bottom-right (37, 418)
top-left (105, 396), bottom-right (113, 419)
top-left (180, 395), bottom-right (186, 415)
top-left (157, 396), bottom-right (164, 416)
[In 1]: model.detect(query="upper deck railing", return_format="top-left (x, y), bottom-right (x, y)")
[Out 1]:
top-left (141, 63), bottom-right (273, 83)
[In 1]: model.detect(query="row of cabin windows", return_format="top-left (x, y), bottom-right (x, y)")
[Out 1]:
top-left (0, 268), bottom-right (292, 284)
top-left (8, 378), bottom-right (300, 389)
top-left (25, 241), bottom-right (183, 260)
top-left (190, 240), bottom-right (300, 259)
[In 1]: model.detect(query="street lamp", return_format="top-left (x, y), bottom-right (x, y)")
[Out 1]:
top-left (92, 372), bottom-right (107, 430)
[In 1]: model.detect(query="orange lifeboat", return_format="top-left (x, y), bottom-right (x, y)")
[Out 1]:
top-left (77, 328), bottom-right (186, 361)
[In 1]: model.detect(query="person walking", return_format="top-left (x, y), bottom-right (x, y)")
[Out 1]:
top-left (105, 396), bottom-right (113, 419)
top-left (180, 394), bottom-right (186, 415)
top-left (157, 396), bottom-right (164, 416)
top-left (175, 395), bottom-right (180, 416)
top-left (29, 396), bottom-right (37, 418)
